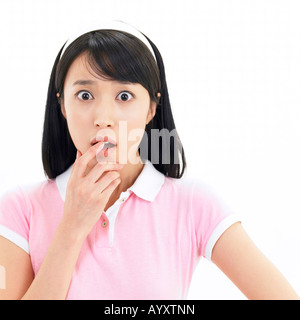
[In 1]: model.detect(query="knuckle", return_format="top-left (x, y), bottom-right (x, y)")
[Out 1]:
top-left (90, 146), bottom-right (96, 153)
top-left (86, 162), bottom-right (94, 171)
top-left (95, 162), bottom-right (105, 172)
top-left (108, 171), bottom-right (120, 179)
top-left (75, 158), bottom-right (85, 169)
top-left (75, 158), bottom-right (82, 166)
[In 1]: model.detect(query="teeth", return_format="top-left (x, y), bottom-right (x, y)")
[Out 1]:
top-left (104, 142), bottom-right (115, 148)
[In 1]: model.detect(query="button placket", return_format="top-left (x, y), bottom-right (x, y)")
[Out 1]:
top-left (94, 191), bottom-right (131, 248)
top-left (94, 213), bottom-right (110, 248)
top-left (101, 220), bottom-right (108, 228)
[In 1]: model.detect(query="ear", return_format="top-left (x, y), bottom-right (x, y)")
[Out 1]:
top-left (146, 101), bottom-right (157, 125)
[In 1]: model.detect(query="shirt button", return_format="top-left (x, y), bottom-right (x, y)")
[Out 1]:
top-left (101, 220), bottom-right (108, 228)
top-left (120, 198), bottom-right (126, 203)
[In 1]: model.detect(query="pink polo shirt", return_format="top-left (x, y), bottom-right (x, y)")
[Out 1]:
top-left (0, 160), bottom-right (239, 299)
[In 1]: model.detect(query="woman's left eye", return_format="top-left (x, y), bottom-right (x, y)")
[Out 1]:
top-left (117, 91), bottom-right (133, 102)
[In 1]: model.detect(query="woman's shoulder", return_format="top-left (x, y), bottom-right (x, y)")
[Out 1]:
top-left (163, 175), bottom-right (217, 197)
top-left (20, 177), bottom-right (56, 196)
top-left (162, 175), bottom-right (234, 213)
top-left (163, 176), bottom-right (240, 260)
top-left (0, 177), bottom-right (59, 211)
top-left (0, 178), bottom-right (61, 254)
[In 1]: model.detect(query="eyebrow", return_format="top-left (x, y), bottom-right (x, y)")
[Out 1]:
top-left (72, 79), bottom-right (134, 86)
top-left (72, 80), bottom-right (97, 86)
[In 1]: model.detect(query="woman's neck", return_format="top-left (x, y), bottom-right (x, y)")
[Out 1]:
top-left (103, 158), bottom-right (145, 212)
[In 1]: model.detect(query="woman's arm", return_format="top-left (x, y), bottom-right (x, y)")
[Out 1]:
top-left (21, 222), bottom-right (85, 300)
top-left (0, 225), bottom-right (84, 300)
top-left (0, 145), bottom-right (123, 300)
top-left (0, 237), bottom-right (34, 300)
top-left (211, 222), bottom-right (299, 300)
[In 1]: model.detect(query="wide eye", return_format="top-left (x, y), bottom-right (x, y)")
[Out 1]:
top-left (77, 91), bottom-right (93, 101)
top-left (117, 91), bottom-right (133, 102)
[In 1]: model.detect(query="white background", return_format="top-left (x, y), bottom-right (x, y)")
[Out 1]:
top-left (0, 0), bottom-right (299, 299)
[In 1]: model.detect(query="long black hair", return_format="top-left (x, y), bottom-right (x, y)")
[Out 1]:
top-left (42, 29), bottom-right (186, 179)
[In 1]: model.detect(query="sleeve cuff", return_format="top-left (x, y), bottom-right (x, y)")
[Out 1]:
top-left (204, 214), bottom-right (241, 261)
top-left (0, 225), bottom-right (30, 254)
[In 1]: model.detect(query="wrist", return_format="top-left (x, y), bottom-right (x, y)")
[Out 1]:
top-left (56, 218), bottom-right (87, 247)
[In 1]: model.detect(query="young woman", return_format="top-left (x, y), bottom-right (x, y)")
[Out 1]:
top-left (0, 20), bottom-right (298, 300)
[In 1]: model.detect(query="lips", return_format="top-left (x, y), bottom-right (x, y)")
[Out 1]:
top-left (91, 136), bottom-right (117, 159)
top-left (90, 136), bottom-right (117, 147)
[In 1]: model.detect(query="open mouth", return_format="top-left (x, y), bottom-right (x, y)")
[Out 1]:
top-left (103, 142), bottom-right (116, 149)
top-left (91, 136), bottom-right (117, 158)
top-left (93, 141), bottom-right (116, 149)
top-left (93, 141), bottom-right (117, 158)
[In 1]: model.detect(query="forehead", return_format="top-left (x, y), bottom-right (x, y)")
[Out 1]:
top-left (63, 52), bottom-right (148, 96)
top-left (64, 52), bottom-right (106, 84)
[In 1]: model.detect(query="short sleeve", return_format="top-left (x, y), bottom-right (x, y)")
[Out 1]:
top-left (0, 185), bottom-right (30, 254)
top-left (188, 180), bottom-right (241, 261)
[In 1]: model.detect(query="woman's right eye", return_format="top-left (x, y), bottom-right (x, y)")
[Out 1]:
top-left (76, 91), bottom-right (93, 101)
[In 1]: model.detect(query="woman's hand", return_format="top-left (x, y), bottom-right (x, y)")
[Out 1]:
top-left (60, 142), bottom-right (123, 241)
top-left (18, 142), bottom-right (123, 300)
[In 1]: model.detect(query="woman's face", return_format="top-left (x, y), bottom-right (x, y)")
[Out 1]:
top-left (61, 52), bottom-right (157, 166)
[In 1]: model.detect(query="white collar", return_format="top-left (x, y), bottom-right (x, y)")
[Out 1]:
top-left (55, 160), bottom-right (165, 203)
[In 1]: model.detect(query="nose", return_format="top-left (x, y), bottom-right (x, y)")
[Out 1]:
top-left (93, 97), bottom-right (115, 128)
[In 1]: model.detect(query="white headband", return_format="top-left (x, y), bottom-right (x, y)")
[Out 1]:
top-left (59, 20), bottom-right (157, 63)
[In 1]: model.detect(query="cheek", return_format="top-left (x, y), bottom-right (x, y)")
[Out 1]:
top-left (122, 105), bottom-right (149, 128)
top-left (126, 121), bottom-right (147, 152)
top-left (126, 111), bottom-right (148, 138)
top-left (64, 109), bottom-right (90, 148)
top-left (124, 104), bottom-right (150, 141)
top-left (65, 99), bottom-right (91, 125)
top-left (116, 114), bottom-right (147, 158)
